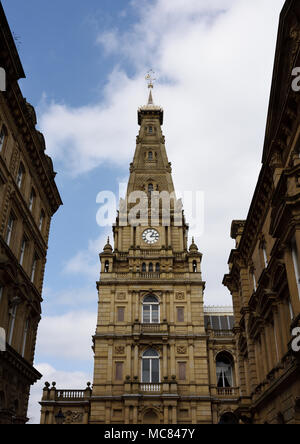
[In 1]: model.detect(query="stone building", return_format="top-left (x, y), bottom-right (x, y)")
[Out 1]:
top-left (223, 0), bottom-right (300, 425)
top-left (0, 3), bottom-right (62, 423)
top-left (39, 85), bottom-right (239, 424)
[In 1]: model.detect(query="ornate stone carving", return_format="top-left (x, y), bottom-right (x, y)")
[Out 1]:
top-left (115, 346), bottom-right (125, 355)
top-left (64, 411), bottom-right (84, 424)
top-left (117, 292), bottom-right (126, 301)
top-left (177, 346), bottom-right (187, 355)
top-left (175, 292), bottom-right (185, 301)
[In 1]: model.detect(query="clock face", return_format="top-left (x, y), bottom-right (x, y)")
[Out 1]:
top-left (142, 228), bottom-right (159, 245)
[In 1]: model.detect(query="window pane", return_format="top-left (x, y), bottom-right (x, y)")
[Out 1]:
top-left (116, 362), bottom-right (123, 381)
top-left (142, 359), bottom-right (150, 382)
top-left (177, 308), bottom-right (184, 322)
top-left (179, 363), bottom-right (186, 381)
top-left (117, 308), bottom-right (124, 322)
top-left (211, 316), bottom-right (220, 330)
top-left (220, 316), bottom-right (228, 330)
top-left (143, 305), bottom-right (150, 323)
top-left (151, 358), bottom-right (159, 383)
top-left (151, 305), bottom-right (159, 323)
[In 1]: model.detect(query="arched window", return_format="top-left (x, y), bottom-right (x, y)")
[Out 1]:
top-left (142, 263), bottom-right (146, 272)
top-left (216, 352), bottom-right (234, 388)
top-left (193, 260), bottom-right (197, 273)
top-left (142, 349), bottom-right (160, 383)
top-left (143, 295), bottom-right (159, 324)
top-left (104, 261), bottom-right (109, 273)
top-left (149, 263), bottom-right (153, 273)
top-left (148, 183), bottom-right (154, 194)
top-left (155, 263), bottom-right (160, 273)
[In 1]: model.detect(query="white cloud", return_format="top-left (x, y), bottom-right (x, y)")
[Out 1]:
top-left (40, 0), bottom-right (285, 304)
top-left (35, 310), bottom-right (97, 361)
top-left (28, 363), bottom-right (91, 424)
top-left (63, 231), bottom-right (110, 278)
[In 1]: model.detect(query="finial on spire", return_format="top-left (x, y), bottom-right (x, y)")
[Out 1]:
top-left (145, 69), bottom-right (156, 89)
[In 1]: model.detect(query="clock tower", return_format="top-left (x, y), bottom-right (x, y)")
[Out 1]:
top-left (89, 80), bottom-right (213, 425)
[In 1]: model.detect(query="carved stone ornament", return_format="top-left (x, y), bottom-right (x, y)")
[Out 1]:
top-left (117, 292), bottom-right (126, 300)
top-left (64, 411), bottom-right (84, 424)
top-left (115, 346), bottom-right (125, 355)
top-left (177, 346), bottom-right (187, 355)
top-left (175, 292), bottom-right (185, 301)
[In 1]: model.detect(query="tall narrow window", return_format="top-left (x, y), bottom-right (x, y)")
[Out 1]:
top-left (193, 261), bottom-right (197, 273)
top-left (252, 271), bottom-right (257, 292)
top-left (29, 188), bottom-right (36, 211)
top-left (20, 238), bottom-right (27, 267)
top-left (142, 295), bottom-right (159, 324)
top-left (0, 126), bottom-right (7, 152)
top-left (31, 255), bottom-right (38, 283)
top-left (148, 183), bottom-right (154, 194)
top-left (261, 242), bottom-right (268, 268)
top-left (5, 214), bottom-right (14, 246)
top-left (177, 307), bottom-right (184, 323)
top-left (117, 307), bottom-right (125, 322)
top-left (148, 151), bottom-right (153, 160)
top-left (21, 319), bottom-right (29, 358)
top-left (39, 210), bottom-right (45, 231)
top-left (291, 240), bottom-right (300, 299)
top-left (178, 362), bottom-right (186, 381)
top-left (8, 305), bottom-right (17, 345)
top-left (142, 263), bottom-right (146, 273)
top-left (155, 263), bottom-right (160, 273)
top-left (288, 299), bottom-right (294, 320)
top-left (148, 126), bottom-right (153, 134)
top-left (216, 352), bottom-right (234, 388)
top-left (115, 362), bottom-right (123, 381)
top-left (149, 263), bottom-right (153, 273)
top-left (142, 349), bottom-right (160, 383)
top-left (104, 260), bottom-right (109, 273)
top-left (16, 163), bottom-right (25, 189)
top-left (0, 286), bottom-right (3, 304)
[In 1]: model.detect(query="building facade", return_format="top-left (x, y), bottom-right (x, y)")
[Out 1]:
top-left (0, 3), bottom-right (62, 423)
top-left (39, 86), bottom-right (239, 424)
top-left (223, 0), bottom-right (300, 425)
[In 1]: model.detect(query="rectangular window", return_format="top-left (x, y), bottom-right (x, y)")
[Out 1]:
top-left (39, 210), bottom-right (45, 231)
top-left (31, 255), bottom-right (38, 283)
top-left (0, 128), bottom-right (5, 151)
top-left (177, 307), bottom-right (184, 323)
top-left (178, 362), bottom-right (186, 381)
top-left (5, 214), bottom-right (14, 246)
top-left (115, 362), bottom-right (123, 381)
top-left (151, 305), bottom-right (159, 323)
top-left (143, 305), bottom-right (150, 323)
top-left (17, 164), bottom-right (24, 189)
top-left (29, 189), bottom-right (35, 211)
top-left (291, 240), bottom-right (300, 299)
top-left (117, 307), bottom-right (125, 322)
top-left (8, 305), bottom-right (17, 345)
top-left (20, 238), bottom-right (27, 266)
top-left (21, 319), bottom-right (29, 358)
top-left (142, 359), bottom-right (150, 383)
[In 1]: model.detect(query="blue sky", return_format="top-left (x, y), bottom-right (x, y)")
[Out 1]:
top-left (1, 0), bottom-right (286, 423)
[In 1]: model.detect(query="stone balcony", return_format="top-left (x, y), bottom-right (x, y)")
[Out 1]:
top-left (211, 386), bottom-right (240, 398)
top-left (41, 382), bottom-right (92, 402)
top-left (124, 379), bottom-right (178, 395)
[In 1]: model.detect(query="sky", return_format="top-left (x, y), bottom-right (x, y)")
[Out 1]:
top-left (1, 0), bottom-right (285, 424)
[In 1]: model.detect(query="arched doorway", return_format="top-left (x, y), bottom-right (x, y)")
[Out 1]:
top-left (219, 412), bottom-right (238, 424)
top-left (143, 409), bottom-right (160, 424)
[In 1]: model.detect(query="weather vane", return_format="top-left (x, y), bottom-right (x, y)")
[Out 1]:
top-left (145, 69), bottom-right (156, 89)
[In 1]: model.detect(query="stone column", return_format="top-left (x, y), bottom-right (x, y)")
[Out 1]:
top-left (126, 343), bottom-right (132, 379)
top-left (163, 343), bottom-right (168, 380)
top-left (134, 344), bottom-right (139, 379)
top-left (164, 405), bottom-right (169, 423)
top-left (172, 406), bottom-right (177, 424)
